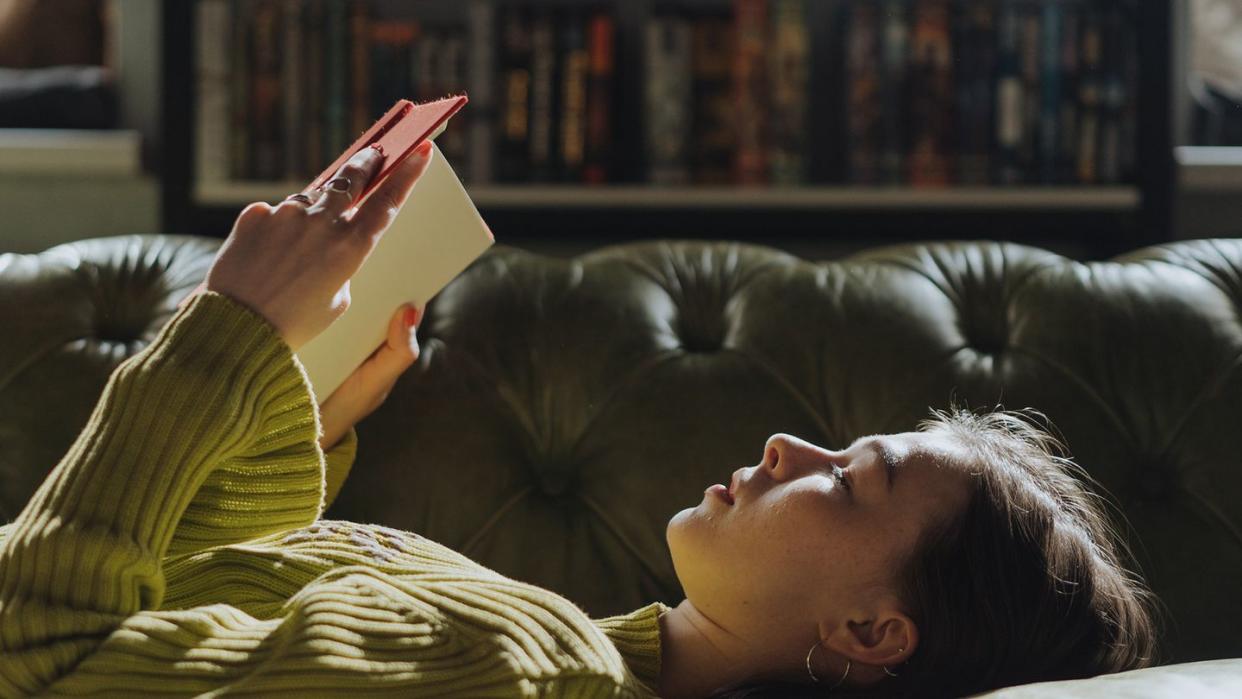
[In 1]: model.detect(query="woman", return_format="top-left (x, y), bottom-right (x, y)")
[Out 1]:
top-left (0, 143), bottom-right (1157, 698)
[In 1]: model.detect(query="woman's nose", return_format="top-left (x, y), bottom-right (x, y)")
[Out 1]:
top-left (764, 433), bottom-right (836, 479)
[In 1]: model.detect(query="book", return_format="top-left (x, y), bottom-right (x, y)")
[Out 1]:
top-left (250, 0), bottom-right (282, 180)
top-left (878, 0), bottom-right (908, 185)
top-left (528, 12), bottom-right (559, 182)
top-left (229, 0), bottom-right (251, 179)
top-left (282, 0), bottom-right (304, 181)
top-left (583, 13), bottom-right (615, 184)
top-left (302, 0), bottom-right (326, 181)
top-left (1038, 1), bottom-right (1061, 184)
top-left (955, 0), bottom-right (995, 185)
top-left (195, 0), bottom-right (231, 184)
top-left (734, 0), bottom-right (768, 185)
top-left (691, 17), bottom-right (735, 184)
top-left (497, 6), bottom-right (532, 182)
top-left (846, 1), bottom-right (881, 184)
top-left (994, 0), bottom-right (1022, 185)
top-left (768, 0), bottom-right (808, 185)
top-left (906, 0), bottom-right (953, 187)
top-left (296, 140), bottom-right (495, 401)
top-left (350, 1), bottom-right (371, 136)
top-left (559, 13), bottom-right (589, 182)
top-left (645, 16), bottom-right (692, 185)
top-left (1077, 5), bottom-right (1102, 184)
top-left (467, 0), bottom-right (496, 184)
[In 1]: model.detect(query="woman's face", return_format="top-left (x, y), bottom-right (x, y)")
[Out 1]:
top-left (666, 430), bottom-right (975, 673)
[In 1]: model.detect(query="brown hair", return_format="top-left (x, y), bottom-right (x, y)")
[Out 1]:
top-left (711, 407), bottom-right (1160, 699)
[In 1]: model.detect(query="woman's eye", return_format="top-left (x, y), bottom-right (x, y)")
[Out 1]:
top-left (832, 465), bottom-right (851, 491)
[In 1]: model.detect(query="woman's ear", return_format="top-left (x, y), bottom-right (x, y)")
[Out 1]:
top-left (823, 610), bottom-right (917, 672)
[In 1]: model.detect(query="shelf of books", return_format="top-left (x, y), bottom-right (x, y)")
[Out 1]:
top-left (187, 0), bottom-right (1148, 236)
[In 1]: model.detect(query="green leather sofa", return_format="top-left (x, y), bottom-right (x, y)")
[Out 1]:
top-left (2, 234), bottom-right (1241, 695)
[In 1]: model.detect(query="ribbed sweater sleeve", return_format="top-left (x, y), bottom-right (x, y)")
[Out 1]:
top-left (0, 291), bottom-right (326, 696)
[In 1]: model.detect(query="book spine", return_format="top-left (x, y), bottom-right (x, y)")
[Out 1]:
top-left (229, 0), bottom-right (251, 179)
top-left (302, 0), bottom-right (324, 179)
top-left (954, 0), bottom-right (994, 186)
top-left (1018, 5), bottom-right (1041, 183)
top-left (1056, 5), bottom-right (1080, 184)
top-left (413, 31), bottom-right (439, 102)
top-left (324, 0), bottom-right (348, 163)
top-left (1076, 5), bottom-right (1101, 185)
top-left (282, 0), bottom-right (303, 181)
top-left (439, 33), bottom-right (469, 165)
top-left (768, 0), bottom-right (809, 185)
top-left (195, 0), bottom-right (230, 184)
top-left (1098, 4), bottom-right (1124, 184)
top-left (1118, 7), bottom-right (1138, 184)
top-left (1038, 1), bottom-right (1061, 184)
top-left (734, 0), bottom-right (768, 185)
top-left (905, 0), bottom-right (953, 187)
top-left (528, 11), bottom-right (559, 182)
top-left (645, 16), bottom-right (692, 185)
top-left (251, 0), bottom-right (283, 180)
top-left (584, 12), bottom-right (616, 184)
top-left (350, 1), bottom-right (371, 136)
top-left (559, 13), bottom-right (589, 182)
top-left (691, 17), bottom-right (735, 185)
top-left (467, 0), bottom-right (495, 184)
top-left (369, 22), bottom-right (417, 126)
top-left (846, 1), bottom-right (881, 184)
top-left (878, 0), bottom-right (908, 185)
top-left (497, 6), bottom-right (532, 182)
top-left (994, 0), bottom-right (1021, 185)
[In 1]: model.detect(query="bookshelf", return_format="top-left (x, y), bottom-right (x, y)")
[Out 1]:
top-left (160, 0), bottom-right (1178, 259)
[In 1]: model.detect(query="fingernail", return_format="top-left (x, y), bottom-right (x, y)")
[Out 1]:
top-left (403, 307), bottom-right (420, 328)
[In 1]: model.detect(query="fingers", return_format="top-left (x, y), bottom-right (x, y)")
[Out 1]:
top-left (308, 145), bottom-right (386, 219)
top-left (347, 141), bottom-right (434, 239)
top-left (389, 302), bottom-right (422, 358)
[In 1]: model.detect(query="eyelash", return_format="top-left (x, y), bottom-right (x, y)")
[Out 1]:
top-left (832, 465), bottom-right (851, 492)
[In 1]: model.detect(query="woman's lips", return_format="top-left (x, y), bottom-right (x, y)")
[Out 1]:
top-left (706, 483), bottom-right (734, 505)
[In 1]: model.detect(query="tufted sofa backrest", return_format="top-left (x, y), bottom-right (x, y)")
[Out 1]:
top-left (2, 235), bottom-right (1240, 664)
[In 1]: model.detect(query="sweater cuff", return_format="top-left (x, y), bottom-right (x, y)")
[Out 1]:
top-left (322, 426), bottom-right (358, 512)
top-left (594, 601), bottom-right (668, 694)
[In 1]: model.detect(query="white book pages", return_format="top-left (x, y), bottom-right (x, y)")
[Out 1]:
top-left (295, 142), bottom-right (494, 401)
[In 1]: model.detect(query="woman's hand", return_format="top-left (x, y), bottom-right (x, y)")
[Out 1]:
top-left (317, 302), bottom-right (423, 451)
top-left (191, 140), bottom-right (435, 353)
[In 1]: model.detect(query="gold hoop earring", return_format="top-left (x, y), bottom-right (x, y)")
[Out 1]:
top-left (883, 647), bottom-right (905, 678)
top-left (805, 640), bottom-right (850, 689)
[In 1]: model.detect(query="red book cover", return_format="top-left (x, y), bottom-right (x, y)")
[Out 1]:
top-left (306, 95), bottom-right (468, 210)
top-left (584, 13), bottom-right (615, 184)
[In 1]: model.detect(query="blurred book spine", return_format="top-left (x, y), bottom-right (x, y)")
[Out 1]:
top-left (195, 0), bottom-right (230, 184)
top-left (734, 0), bottom-right (768, 185)
top-left (768, 0), bottom-right (808, 186)
top-left (645, 15), bottom-right (691, 185)
top-left (692, 16), bottom-right (735, 184)
top-left (583, 13), bottom-right (615, 184)
top-left (193, 0), bottom-right (1138, 189)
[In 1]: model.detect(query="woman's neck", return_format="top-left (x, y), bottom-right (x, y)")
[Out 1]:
top-left (657, 599), bottom-right (761, 698)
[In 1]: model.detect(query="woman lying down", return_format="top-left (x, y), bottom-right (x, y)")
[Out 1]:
top-left (0, 144), bottom-right (1157, 698)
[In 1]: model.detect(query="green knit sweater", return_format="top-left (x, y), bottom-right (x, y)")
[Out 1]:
top-left (0, 291), bottom-right (667, 698)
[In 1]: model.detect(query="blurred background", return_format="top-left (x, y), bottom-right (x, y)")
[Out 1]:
top-left (0, 0), bottom-right (1237, 259)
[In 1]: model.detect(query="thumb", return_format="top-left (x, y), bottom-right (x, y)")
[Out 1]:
top-left (382, 304), bottom-right (422, 365)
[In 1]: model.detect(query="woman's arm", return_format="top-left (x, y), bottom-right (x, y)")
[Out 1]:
top-left (0, 291), bottom-right (325, 695)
